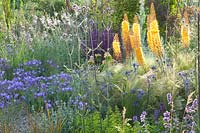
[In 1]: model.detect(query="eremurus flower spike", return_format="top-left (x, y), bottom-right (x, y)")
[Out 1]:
top-left (131, 15), bottom-right (146, 66)
top-left (134, 47), bottom-right (145, 66)
top-left (181, 9), bottom-right (190, 48)
top-left (121, 13), bottom-right (131, 58)
top-left (112, 34), bottom-right (121, 61)
top-left (147, 3), bottom-right (163, 57)
top-left (132, 15), bottom-right (141, 48)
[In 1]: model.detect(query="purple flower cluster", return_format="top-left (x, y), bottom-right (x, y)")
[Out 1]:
top-left (82, 20), bottom-right (114, 60)
top-left (140, 111), bottom-right (147, 125)
top-left (178, 70), bottom-right (193, 90)
top-left (0, 59), bottom-right (73, 109)
top-left (132, 115), bottom-right (138, 122)
top-left (163, 111), bottom-right (171, 128)
top-left (70, 96), bottom-right (88, 110)
top-left (0, 58), bottom-right (10, 70)
top-left (183, 99), bottom-right (198, 131)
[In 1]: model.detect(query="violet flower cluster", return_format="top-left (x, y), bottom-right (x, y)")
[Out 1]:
top-left (0, 59), bottom-right (75, 109)
top-left (183, 98), bottom-right (198, 132)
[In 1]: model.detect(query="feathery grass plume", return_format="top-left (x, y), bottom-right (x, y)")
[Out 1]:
top-left (121, 13), bottom-right (131, 58)
top-left (112, 34), bottom-right (121, 61)
top-left (181, 10), bottom-right (190, 48)
top-left (134, 47), bottom-right (145, 66)
top-left (147, 3), bottom-right (163, 57)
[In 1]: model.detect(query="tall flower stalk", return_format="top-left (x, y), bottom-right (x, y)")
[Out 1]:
top-left (181, 9), bottom-right (190, 48)
top-left (112, 33), bottom-right (121, 61)
top-left (131, 16), bottom-right (145, 66)
top-left (121, 13), bottom-right (131, 59)
top-left (147, 3), bottom-right (163, 58)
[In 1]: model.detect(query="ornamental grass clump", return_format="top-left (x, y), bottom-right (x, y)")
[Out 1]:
top-left (112, 33), bottom-right (121, 61)
top-left (121, 13), bottom-right (131, 58)
top-left (181, 9), bottom-right (190, 48)
top-left (147, 3), bottom-right (163, 58)
top-left (130, 16), bottom-right (145, 66)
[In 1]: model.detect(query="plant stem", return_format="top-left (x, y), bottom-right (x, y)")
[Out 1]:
top-left (197, 3), bottom-right (200, 130)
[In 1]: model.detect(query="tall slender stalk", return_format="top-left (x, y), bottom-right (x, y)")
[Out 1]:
top-left (198, 0), bottom-right (200, 130)
top-left (165, 0), bottom-right (169, 43)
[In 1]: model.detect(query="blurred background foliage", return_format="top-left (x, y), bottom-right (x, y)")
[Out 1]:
top-left (2, 0), bottom-right (198, 36)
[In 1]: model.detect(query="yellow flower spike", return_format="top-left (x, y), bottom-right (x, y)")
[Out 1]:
top-left (130, 34), bottom-right (135, 49)
top-left (181, 24), bottom-right (190, 48)
top-left (147, 31), bottom-right (154, 51)
top-left (147, 3), bottom-right (163, 57)
top-left (134, 47), bottom-right (145, 66)
top-left (181, 10), bottom-right (190, 48)
top-left (130, 15), bottom-right (146, 66)
top-left (121, 13), bottom-right (131, 58)
top-left (150, 20), bottom-right (159, 32)
top-left (147, 15), bottom-right (154, 52)
top-left (132, 16), bottom-right (141, 48)
top-left (112, 34), bottom-right (121, 61)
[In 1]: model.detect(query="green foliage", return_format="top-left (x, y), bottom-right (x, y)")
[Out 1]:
top-left (0, 0), bottom-right (198, 132)
top-left (2, 0), bottom-right (12, 29)
top-left (35, 0), bottom-right (66, 16)
top-left (0, 103), bottom-right (28, 132)
top-left (10, 0), bottom-right (24, 10)
top-left (111, 0), bottom-right (140, 31)
top-left (30, 101), bottom-right (74, 132)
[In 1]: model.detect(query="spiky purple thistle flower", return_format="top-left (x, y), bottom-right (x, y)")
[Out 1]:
top-left (132, 115), bottom-right (138, 122)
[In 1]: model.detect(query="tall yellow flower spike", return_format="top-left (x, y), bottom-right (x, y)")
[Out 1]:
top-left (150, 20), bottom-right (163, 57)
top-left (181, 10), bottom-right (190, 48)
top-left (130, 34), bottom-right (135, 49)
top-left (147, 16), bottom-right (154, 52)
top-left (134, 47), bottom-right (145, 66)
top-left (132, 15), bottom-right (141, 48)
top-left (121, 13), bottom-right (131, 58)
top-left (147, 3), bottom-right (163, 57)
top-left (131, 15), bottom-right (146, 66)
top-left (112, 34), bottom-right (121, 61)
